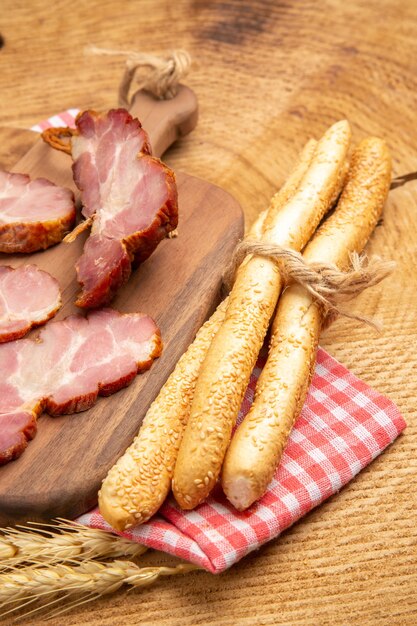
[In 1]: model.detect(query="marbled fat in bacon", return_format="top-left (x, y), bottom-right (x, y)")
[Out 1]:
top-left (71, 109), bottom-right (178, 308)
top-left (0, 265), bottom-right (61, 342)
top-left (0, 309), bottom-right (161, 464)
top-left (0, 170), bottom-right (75, 253)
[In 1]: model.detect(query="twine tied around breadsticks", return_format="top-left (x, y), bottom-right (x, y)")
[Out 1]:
top-left (85, 45), bottom-right (191, 106)
top-left (222, 238), bottom-right (396, 330)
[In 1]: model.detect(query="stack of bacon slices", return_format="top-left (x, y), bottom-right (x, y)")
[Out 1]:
top-left (0, 309), bottom-right (161, 464)
top-left (0, 109), bottom-right (178, 464)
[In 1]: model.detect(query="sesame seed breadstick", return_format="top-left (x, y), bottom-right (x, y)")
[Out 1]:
top-left (173, 121), bottom-right (351, 510)
top-left (261, 139), bottom-right (317, 231)
top-left (98, 211), bottom-right (268, 531)
top-left (222, 137), bottom-right (392, 510)
top-left (98, 301), bottom-right (228, 530)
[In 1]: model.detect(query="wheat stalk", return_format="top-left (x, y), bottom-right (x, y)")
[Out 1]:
top-left (0, 520), bottom-right (200, 619)
top-left (0, 559), bottom-right (199, 619)
top-left (0, 560), bottom-right (198, 602)
top-left (0, 519), bottom-right (147, 569)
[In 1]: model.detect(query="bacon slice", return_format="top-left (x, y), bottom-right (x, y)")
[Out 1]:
top-left (69, 109), bottom-right (178, 308)
top-left (0, 170), bottom-right (76, 253)
top-left (0, 309), bottom-right (161, 464)
top-left (0, 265), bottom-right (61, 343)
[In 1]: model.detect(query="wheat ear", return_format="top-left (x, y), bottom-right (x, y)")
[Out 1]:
top-left (0, 560), bottom-right (199, 619)
top-left (0, 519), bottom-right (146, 568)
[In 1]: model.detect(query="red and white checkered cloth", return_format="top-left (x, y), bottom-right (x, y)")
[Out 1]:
top-left (34, 111), bottom-right (406, 574)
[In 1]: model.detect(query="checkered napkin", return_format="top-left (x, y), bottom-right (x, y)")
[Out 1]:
top-left (35, 112), bottom-right (406, 575)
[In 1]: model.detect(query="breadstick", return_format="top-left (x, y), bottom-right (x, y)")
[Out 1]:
top-left (98, 301), bottom-right (227, 529)
top-left (222, 137), bottom-right (391, 510)
top-left (261, 139), bottom-right (317, 230)
top-left (98, 211), bottom-right (267, 530)
top-left (173, 121), bottom-right (351, 510)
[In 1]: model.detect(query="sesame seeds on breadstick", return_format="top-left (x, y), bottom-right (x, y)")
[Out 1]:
top-left (222, 137), bottom-right (392, 511)
top-left (99, 124), bottom-right (391, 526)
top-left (172, 121), bottom-right (351, 510)
top-left (99, 300), bottom-right (228, 530)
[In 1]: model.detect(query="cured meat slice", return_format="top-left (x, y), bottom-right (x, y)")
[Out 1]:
top-left (43, 109), bottom-right (178, 309)
top-left (0, 170), bottom-right (76, 253)
top-left (0, 308), bottom-right (161, 464)
top-left (0, 265), bottom-right (61, 343)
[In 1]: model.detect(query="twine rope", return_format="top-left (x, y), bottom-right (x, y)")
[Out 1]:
top-left (223, 238), bottom-right (396, 329)
top-left (86, 46), bottom-right (191, 106)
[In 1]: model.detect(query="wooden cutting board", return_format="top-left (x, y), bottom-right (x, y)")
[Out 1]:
top-left (0, 90), bottom-right (244, 526)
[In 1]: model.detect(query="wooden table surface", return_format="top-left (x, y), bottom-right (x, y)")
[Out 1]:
top-left (1, 1), bottom-right (417, 624)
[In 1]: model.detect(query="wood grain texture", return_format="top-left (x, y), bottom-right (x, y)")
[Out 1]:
top-left (0, 0), bottom-right (416, 624)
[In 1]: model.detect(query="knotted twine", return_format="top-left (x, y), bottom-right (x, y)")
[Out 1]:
top-left (85, 45), bottom-right (191, 106)
top-left (222, 238), bottom-right (396, 329)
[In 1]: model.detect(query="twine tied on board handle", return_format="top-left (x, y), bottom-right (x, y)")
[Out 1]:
top-left (85, 46), bottom-right (192, 106)
top-left (222, 238), bottom-right (396, 330)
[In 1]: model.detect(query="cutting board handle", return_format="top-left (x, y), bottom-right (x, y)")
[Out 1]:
top-left (129, 85), bottom-right (198, 159)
